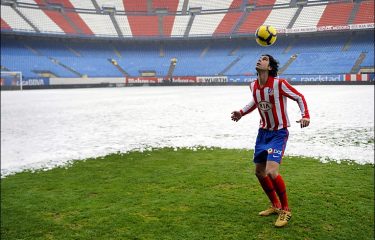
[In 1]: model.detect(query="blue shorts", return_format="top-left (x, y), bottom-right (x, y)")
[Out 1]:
top-left (253, 128), bottom-right (289, 164)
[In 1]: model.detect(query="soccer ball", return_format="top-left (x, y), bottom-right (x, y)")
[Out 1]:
top-left (255, 25), bottom-right (277, 46)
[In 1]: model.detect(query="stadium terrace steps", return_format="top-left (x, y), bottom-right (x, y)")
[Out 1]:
top-left (32, 0), bottom-right (84, 34)
top-left (60, 11), bottom-right (84, 34)
top-left (56, 1), bottom-right (95, 35)
top-left (147, 0), bottom-right (153, 13)
top-left (283, 37), bottom-right (297, 54)
top-left (18, 7), bottom-right (64, 33)
top-left (190, 14), bottom-right (229, 36)
top-left (184, 14), bottom-right (195, 37)
top-left (166, 59), bottom-right (177, 79)
top-left (263, 7), bottom-right (298, 29)
top-left (213, 12), bottom-right (242, 36)
top-left (342, 34), bottom-right (354, 52)
top-left (66, 47), bottom-right (81, 57)
top-left (350, 52), bottom-right (366, 74)
top-left (41, 9), bottom-right (78, 34)
top-left (113, 46), bottom-right (122, 58)
top-left (1, 18), bottom-right (12, 30)
top-left (229, 46), bottom-right (240, 56)
top-left (287, 5), bottom-right (303, 29)
top-left (109, 13), bottom-right (123, 37)
top-left (64, 12), bottom-right (94, 35)
top-left (360, 50), bottom-right (375, 68)
top-left (200, 45), bottom-right (210, 58)
top-left (11, 6), bottom-right (40, 32)
top-left (162, 16), bottom-right (176, 37)
top-left (317, 2), bottom-right (353, 27)
top-left (237, 8), bottom-right (272, 33)
top-left (219, 55), bottom-right (243, 75)
top-left (293, 4), bottom-right (326, 28)
top-left (347, 0), bottom-right (361, 25)
top-left (229, 11), bottom-right (250, 35)
top-left (353, 0), bottom-right (374, 24)
top-left (24, 44), bottom-right (42, 56)
top-left (127, 16), bottom-right (159, 37)
top-left (278, 54), bottom-right (297, 75)
top-left (90, 0), bottom-right (101, 12)
top-left (50, 57), bottom-right (83, 77)
top-left (78, 13), bottom-right (118, 36)
top-left (114, 15), bottom-right (132, 37)
top-left (108, 59), bottom-right (129, 77)
top-left (159, 44), bottom-right (165, 57)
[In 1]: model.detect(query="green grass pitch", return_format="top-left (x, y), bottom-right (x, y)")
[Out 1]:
top-left (1, 148), bottom-right (374, 240)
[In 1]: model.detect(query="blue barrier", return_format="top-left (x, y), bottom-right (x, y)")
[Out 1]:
top-left (1, 77), bottom-right (50, 86)
top-left (227, 74), bottom-right (345, 83)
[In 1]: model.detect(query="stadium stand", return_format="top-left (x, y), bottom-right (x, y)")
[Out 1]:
top-left (17, 5), bottom-right (64, 33)
top-left (292, 4), bottom-right (326, 28)
top-left (263, 7), bottom-right (298, 29)
top-left (317, 2), bottom-right (353, 27)
top-left (1, 0), bottom-right (374, 37)
top-left (1, 0), bottom-right (374, 83)
top-left (2, 29), bottom-right (373, 78)
top-left (190, 13), bottom-right (228, 36)
top-left (237, 8), bottom-right (273, 34)
top-left (152, 0), bottom-right (180, 13)
top-left (1, 5), bottom-right (35, 32)
top-left (353, 0), bottom-right (374, 24)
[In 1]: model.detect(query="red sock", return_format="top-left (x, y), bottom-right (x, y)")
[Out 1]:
top-left (257, 175), bottom-right (281, 209)
top-left (272, 174), bottom-right (289, 211)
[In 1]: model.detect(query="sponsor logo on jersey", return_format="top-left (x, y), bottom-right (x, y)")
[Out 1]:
top-left (258, 101), bottom-right (273, 111)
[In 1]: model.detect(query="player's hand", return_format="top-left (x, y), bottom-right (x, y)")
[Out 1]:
top-left (231, 111), bottom-right (242, 122)
top-left (296, 118), bottom-right (310, 128)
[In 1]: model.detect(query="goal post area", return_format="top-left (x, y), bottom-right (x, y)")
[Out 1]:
top-left (1, 71), bottom-right (23, 90)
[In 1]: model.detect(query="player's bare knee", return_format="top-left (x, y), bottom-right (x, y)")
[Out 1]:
top-left (255, 170), bottom-right (266, 178)
top-left (266, 170), bottom-right (278, 179)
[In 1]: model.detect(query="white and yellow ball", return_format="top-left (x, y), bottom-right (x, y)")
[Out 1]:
top-left (255, 25), bottom-right (277, 47)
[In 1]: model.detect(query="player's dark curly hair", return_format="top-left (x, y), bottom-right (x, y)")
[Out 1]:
top-left (263, 54), bottom-right (279, 77)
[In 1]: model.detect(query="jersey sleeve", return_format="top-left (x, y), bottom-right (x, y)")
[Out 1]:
top-left (240, 81), bottom-right (257, 116)
top-left (280, 79), bottom-right (310, 118)
top-left (240, 99), bottom-right (257, 116)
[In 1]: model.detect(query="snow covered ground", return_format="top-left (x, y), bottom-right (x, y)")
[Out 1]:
top-left (1, 85), bottom-right (374, 177)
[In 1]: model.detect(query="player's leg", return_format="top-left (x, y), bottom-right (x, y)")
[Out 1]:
top-left (254, 129), bottom-right (281, 215)
top-left (265, 161), bottom-right (289, 211)
top-left (265, 128), bottom-right (291, 227)
top-left (255, 162), bottom-right (281, 216)
top-left (265, 128), bottom-right (290, 211)
top-left (266, 161), bottom-right (291, 227)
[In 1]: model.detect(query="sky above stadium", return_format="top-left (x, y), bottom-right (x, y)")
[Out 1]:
top-left (1, 85), bottom-right (374, 177)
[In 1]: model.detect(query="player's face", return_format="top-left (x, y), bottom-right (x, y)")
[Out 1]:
top-left (256, 55), bottom-right (271, 72)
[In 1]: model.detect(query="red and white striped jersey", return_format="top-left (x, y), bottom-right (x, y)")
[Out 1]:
top-left (240, 76), bottom-right (310, 130)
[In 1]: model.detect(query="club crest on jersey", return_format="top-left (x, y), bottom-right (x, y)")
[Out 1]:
top-left (258, 101), bottom-right (273, 111)
top-left (267, 88), bottom-right (274, 95)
